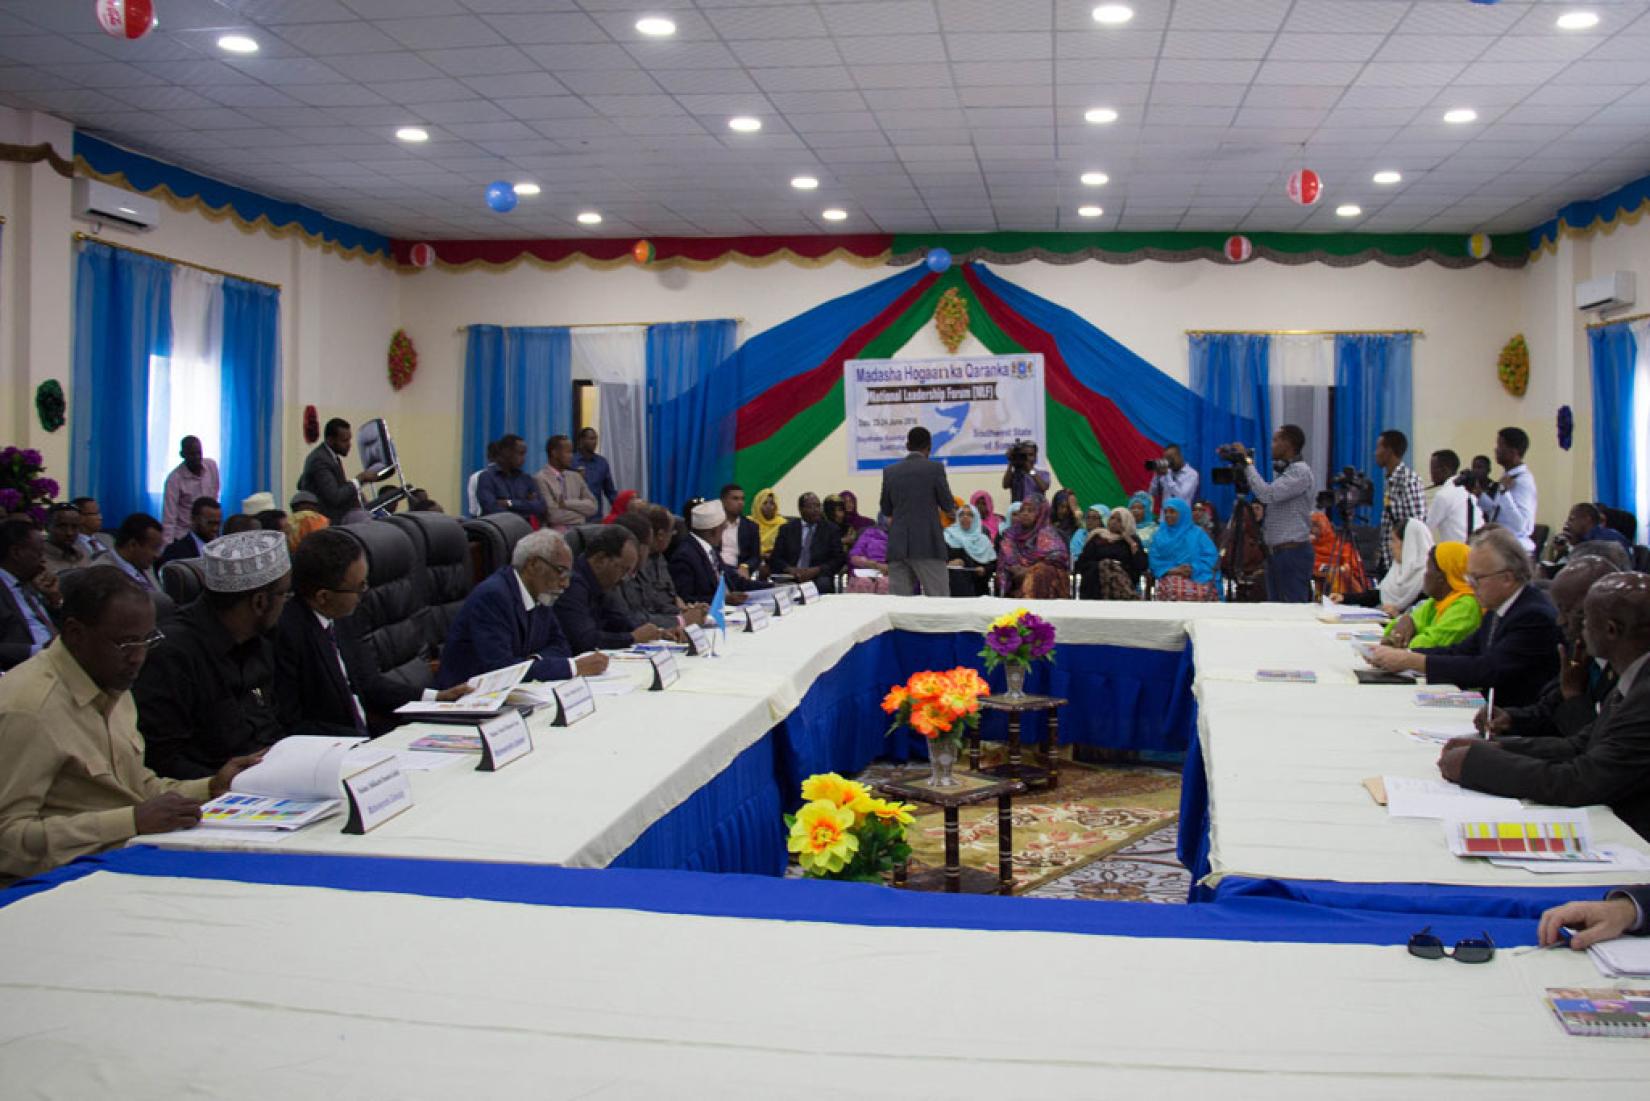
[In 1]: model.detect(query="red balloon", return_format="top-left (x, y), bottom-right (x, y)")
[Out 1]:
top-left (1224, 235), bottom-right (1253, 263)
top-left (408, 243), bottom-right (435, 269)
top-left (95, 0), bottom-right (156, 40)
top-left (1286, 169), bottom-right (1322, 206)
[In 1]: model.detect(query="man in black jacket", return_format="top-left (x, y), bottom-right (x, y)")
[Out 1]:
top-left (879, 426), bottom-right (956, 597)
top-left (1443, 572), bottom-right (1650, 840)
top-left (767, 492), bottom-right (845, 594)
top-left (1367, 527), bottom-right (1560, 706)
top-left (555, 525), bottom-right (666, 654)
top-left (298, 417), bottom-right (388, 524)
top-left (157, 496), bottom-right (221, 566)
top-left (273, 529), bottom-right (470, 738)
top-left (0, 518), bottom-right (57, 672)
top-left (718, 483), bottom-right (763, 577)
top-left (670, 501), bottom-right (761, 605)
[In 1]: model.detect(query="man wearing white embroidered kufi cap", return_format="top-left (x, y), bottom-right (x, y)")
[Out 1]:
top-left (668, 500), bottom-right (760, 605)
top-left (133, 530), bottom-right (292, 779)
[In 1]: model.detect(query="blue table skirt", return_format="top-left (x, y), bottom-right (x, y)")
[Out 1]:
top-left (0, 846), bottom-right (1545, 947)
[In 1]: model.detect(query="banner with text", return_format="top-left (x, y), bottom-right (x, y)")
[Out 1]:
top-left (844, 353), bottom-right (1045, 473)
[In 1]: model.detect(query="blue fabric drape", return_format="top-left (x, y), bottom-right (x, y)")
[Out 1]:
top-left (646, 319), bottom-right (738, 510)
top-left (217, 279), bottom-right (281, 517)
top-left (461, 325), bottom-right (572, 475)
top-left (1332, 333), bottom-right (1413, 522)
top-left (1188, 333), bottom-right (1271, 518)
top-left (71, 242), bottom-right (173, 521)
top-left (1588, 323), bottom-right (1638, 515)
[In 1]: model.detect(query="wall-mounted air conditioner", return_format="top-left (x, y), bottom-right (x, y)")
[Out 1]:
top-left (1576, 271), bottom-right (1635, 313)
top-left (72, 177), bottom-right (159, 232)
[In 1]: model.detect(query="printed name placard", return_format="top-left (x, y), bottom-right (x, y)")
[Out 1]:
top-left (683, 623), bottom-right (711, 656)
top-left (477, 710), bottom-right (533, 771)
top-left (743, 604), bottom-right (771, 632)
top-left (342, 757), bottom-right (413, 834)
top-left (798, 581), bottom-right (821, 604)
top-left (772, 587), bottom-right (794, 616)
top-left (648, 650), bottom-right (680, 690)
top-left (552, 677), bottom-right (596, 726)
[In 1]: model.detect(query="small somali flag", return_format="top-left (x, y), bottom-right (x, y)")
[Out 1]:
top-left (709, 573), bottom-right (728, 635)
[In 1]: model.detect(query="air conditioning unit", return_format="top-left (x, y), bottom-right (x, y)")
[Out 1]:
top-left (71, 178), bottom-right (159, 232)
top-left (1576, 271), bottom-right (1635, 313)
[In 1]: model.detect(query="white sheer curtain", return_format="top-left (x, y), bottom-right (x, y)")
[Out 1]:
top-left (1633, 319), bottom-right (1650, 541)
top-left (1270, 335), bottom-right (1333, 491)
top-left (570, 326), bottom-right (649, 499)
top-left (146, 266), bottom-right (223, 512)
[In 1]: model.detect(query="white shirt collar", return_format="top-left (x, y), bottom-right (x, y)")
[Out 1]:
top-left (1494, 584), bottom-right (1526, 617)
top-left (512, 567), bottom-right (535, 612)
top-left (312, 608), bottom-right (333, 631)
top-left (1616, 651), bottom-right (1650, 699)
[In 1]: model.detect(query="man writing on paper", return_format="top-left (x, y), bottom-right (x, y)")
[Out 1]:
top-left (609, 512), bottom-right (706, 630)
top-left (1366, 528), bottom-right (1561, 707)
top-left (438, 529), bottom-right (608, 688)
top-left (0, 569), bottom-right (259, 883)
top-left (1440, 572), bottom-right (1650, 840)
top-left (555, 525), bottom-right (674, 653)
top-left (880, 426), bottom-right (956, 598)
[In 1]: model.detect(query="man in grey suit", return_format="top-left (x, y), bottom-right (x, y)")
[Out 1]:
top-left (298, 417), bottom-right (387, 525)
top-left (879, 426), bottom-right (956, 598)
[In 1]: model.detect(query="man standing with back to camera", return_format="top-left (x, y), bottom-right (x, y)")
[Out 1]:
top-left (880, 426), bottom-right (956, 598)
top-left (1229, 424), bottom-right (1316, 603)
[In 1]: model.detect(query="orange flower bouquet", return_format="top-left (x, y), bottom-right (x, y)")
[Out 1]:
top-left (785, 772), bottom-right (916, 882)
top-left (882, 666), bottom-right (991, 787)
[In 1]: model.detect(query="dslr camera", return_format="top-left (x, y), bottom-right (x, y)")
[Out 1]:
top-left (1144, 458), bottom-right (1169, 474)
top-left (1005, 440), bottom-right (1034, 468)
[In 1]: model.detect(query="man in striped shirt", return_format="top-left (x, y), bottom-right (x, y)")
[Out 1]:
top-left (1375, 429), bottom-right (1427, 574)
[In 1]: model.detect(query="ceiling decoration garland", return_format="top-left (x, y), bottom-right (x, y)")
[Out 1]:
top-left (0, 141), bottom-right (74, 178)
top-left (388, 235), bottom-right (892, 273)
top-left (888, 231), bottom-right (1528, 270)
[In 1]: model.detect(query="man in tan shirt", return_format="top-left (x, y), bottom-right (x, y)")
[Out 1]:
top-left (534, 433), bottom-right (599, 531)
top-left (0, 567), bottom-right (258, 883)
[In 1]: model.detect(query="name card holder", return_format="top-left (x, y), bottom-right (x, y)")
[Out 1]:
top-left (798, 581), bottom-right (821, 604)
top-left (683, 623), bottom-right (711, 656)
top-left (772, 587), bottom-right (794, 616)
top-left (648, 650), bottom-right (680, 690)
top-left (342, 757), bottom-right (414, 834)
top-left (477, 710), bottom-right (533, 771)
top-left (552, 677), bottom-right (596, 726)
top-left (744, 604), bottom-right (771, 633)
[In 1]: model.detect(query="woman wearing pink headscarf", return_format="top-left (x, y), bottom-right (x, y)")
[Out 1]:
top-left (970, 490), bottom-right (1001, 542)
top-left (996, 493), bottom-right (1071, 599)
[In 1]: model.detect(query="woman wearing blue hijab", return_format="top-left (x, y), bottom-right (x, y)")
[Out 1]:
top-left (1127, 491), bottom-right (1158, 548)
top-left (1149, 497), bottom-right (1220, 602)
top-left (944, 503), bottom-right (996, 596)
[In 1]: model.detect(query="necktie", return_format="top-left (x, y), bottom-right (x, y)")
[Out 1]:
top-left (1483, 610), bottom-right (1501, 647)
top-left (324, 622), bottom-right (371, 737)
top-left (22, 587), bottom-right (56, 644)
top-left (798, 525), bottom-right (812, 570)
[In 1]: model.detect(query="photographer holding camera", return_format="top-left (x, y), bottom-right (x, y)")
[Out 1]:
top-left (1223, 424), bottom-right (1316, 603)
top-left (1145, 444), bottom-right (1199, 507)
top-left (1001, 439), bottom-right (1051, 503)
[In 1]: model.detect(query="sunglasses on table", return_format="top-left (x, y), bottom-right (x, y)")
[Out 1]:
top-left (1408, 927), bottom-right (1496, 963)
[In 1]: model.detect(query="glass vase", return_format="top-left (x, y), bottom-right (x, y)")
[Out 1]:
top-left (928, 738), bottom-right (961, 788)
top-left (1004, 663), bottom-right (1028, 699)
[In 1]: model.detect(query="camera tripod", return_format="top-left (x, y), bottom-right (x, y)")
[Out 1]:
top-left (1317, 504), bottom-right (1362, 600)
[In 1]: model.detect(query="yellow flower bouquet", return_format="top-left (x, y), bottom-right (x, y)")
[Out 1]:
top-left (785, 772), bottom-right (916, 882)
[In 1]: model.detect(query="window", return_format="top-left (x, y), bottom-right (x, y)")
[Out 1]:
top-left (145, 353), bottom-right (220, 513)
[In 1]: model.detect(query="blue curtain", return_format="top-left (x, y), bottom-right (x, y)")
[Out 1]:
top-left (1332, 333), bottom-right (1413, 523)
top-left (218, 279), bottom-right (281, 518)
top-left (71, 242), bottom-right (173, 522)
top-left (1588, 323), bottom-right (1638, 516)
top-left (647, 319), bottom-right (738, 512)
top-left (1188, 333), bottom-right (1272, 518)
top-left (461, 326), bottom-right (572, 476)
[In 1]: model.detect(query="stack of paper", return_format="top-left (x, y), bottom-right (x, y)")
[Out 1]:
top-left (394, 659), bottom-right (535, 718)
top-left (195, 735), bottom-right (385, 833)
top-left (1488, 844), bottom-right (1650, 874)
top-left (1592, 935), bottom-right (1650, 979)
top-left (1384, 777), bottom-right (1522, 819)
top-left (1415, 689), bottom-right (1486, 709)
top-left (1315, 599), bottom-right (1387, 624)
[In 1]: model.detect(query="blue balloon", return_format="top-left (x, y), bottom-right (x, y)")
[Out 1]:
top-left (925, 247), bottom-right (951, 273)
top-left (485, 180), bottom-right (518, 213)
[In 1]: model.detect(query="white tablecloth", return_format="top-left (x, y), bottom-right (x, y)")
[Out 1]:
top-left (2, 871), bottom-right (1642, 1097)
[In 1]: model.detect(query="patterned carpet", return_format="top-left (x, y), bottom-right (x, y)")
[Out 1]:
top-left (853, 750), bottom-right (1190, 901)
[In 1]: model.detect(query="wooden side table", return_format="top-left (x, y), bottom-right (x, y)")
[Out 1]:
top-left (972, 693), bottom-right (1069, 790)
top-left (875, 770), bottom-right (1027, 895)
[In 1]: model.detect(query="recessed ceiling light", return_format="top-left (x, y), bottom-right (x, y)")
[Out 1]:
top-left (395, 127), bottom-right (429, 143)
top-left (821, 208), bottom-right (848, 222)
top-left (1556, 11), bottom-right (1600, 30)
top-left (1080, 171), bottom-right (1109, 186)
top-left (513, 182), bottom-right (540, 196)
top-left (217, 34), bottom-right (258, 54)
top-left (1083, 107), bottom-right (1119, 125)
top-left (790, 175), bottom-right (819, 190)
top-left (1372, 170), bottom-right (1402, 185)
top-left (635, 16), bottom-right (677, 36)
top-left (577, 211), bottom-right (603, 225)
top-left (1336, 204), bottom-right (1362, 218)
top-left (1078, 205), bottom-right (1103, 218)
top-left (728, 116), bottom-right (762, 133)
top-left (1443, 107), bottom-right (1477, 124)
top-left (1091, 4), bottom-right (1134, 25)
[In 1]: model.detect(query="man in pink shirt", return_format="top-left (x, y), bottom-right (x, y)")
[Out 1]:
top-left (160, 436), bottom-right (219, 544)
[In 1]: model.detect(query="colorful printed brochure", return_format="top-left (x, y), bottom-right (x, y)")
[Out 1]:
top-left (1416, 690), bottom-right (1486, 709)
top-left (1545, 989), bottom-right (1650, 1038)
top-left (1445, 810), bottom-right (1593, 860)
top-left (199, 793), bottom-right (340, 831)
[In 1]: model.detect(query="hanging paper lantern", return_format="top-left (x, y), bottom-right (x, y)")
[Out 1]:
top-left (1466, 232), bottom-right (1491, 260)
top-left (1224, 235), bottom-right (1253, 263)
top-left (95, 0), bottom-right (156, 40)
top-left (484, 181), bottom-right (517, 213)
top-left (631, 239), bottom-right (655, 264)
top-left (925, 247), bottom-right (952, 274)
top-left (1286, 169), bottom-right (1322, 206)
top-left (408, 243), bottom-right (435, 269)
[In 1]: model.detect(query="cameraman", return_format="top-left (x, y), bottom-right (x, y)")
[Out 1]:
top-left (1147, 444), bottom-right (1199, 506)
top-left (1001, 439), bottom-right (1051, 503)
top-left (1228, 424), bottom-right (1316, 603)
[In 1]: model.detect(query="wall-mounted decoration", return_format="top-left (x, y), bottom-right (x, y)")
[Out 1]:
top-left (1497, 333), bottom-right (1528, 397)
top-left (1557, 405), bottom-right (1573, 451)
top-left (388, 330), bottom-right (418, 391)
top-left (304, 405), bottom-right (319, 445)
top-left (34, 380), bottom-right (65, 433)
top-left (934, 286), bottom-right (969, 354)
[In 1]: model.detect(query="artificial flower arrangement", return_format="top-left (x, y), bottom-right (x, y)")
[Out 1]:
top-left (387, 328), bottom-right (418, 391)
top-left (785, 773), bottom-right (917, 882)
top-left (0, 446), bottom-right (57, 524)
top-left (882, 666), bottom-right (991, 746)
top-left (978, 607), bottom-right (1057, 672)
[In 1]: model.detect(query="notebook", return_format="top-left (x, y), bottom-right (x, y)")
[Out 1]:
top-left (1545, 989), bottom-right (1650, 1038)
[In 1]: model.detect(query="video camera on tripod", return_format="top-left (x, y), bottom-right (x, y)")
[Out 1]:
top-left (1328, 466), bottom-right (1374, 525)
top-left (1209, 443), bottom-right (1252, 488)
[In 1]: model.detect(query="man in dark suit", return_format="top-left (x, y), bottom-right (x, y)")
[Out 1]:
top-left (1367, 527), bottom-right (1560, 706)
top-left (299, 417), bottom-right (388, 525)
top-left (718, 484), bottom-right (763, 577)
top-left (767, 492), bottom-right (845, 593)
top-left (0, 518), bottom-right (57, 672)
top-left (1442, 572), bottom-right (1650, 840)
top-left (436, 529), bottom-right (609, 688)
top-left (879, 426), bottom-right (956, 597)
top-left (669, 501), bottom-right (760, 605)
top-left (157, 496), bottom-right (222, 567)
top-left (554, 525), bottom-right (667, 654)
top-left (1540, 884), bottom-right (1650, 949)
top-left (274, 529), bottom-right (471, 737)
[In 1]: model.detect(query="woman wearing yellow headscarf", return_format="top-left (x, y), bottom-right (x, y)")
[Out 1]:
top-left (750, 488), bottom-right (787, 557)
top-left (1382, 541), bottom-right (1482, 650)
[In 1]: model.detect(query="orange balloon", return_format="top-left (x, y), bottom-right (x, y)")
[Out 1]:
top-left (632, 239), bottom-right (655, 264)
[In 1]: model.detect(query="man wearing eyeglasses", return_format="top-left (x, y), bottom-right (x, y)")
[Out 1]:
top-left (1365, 527), bottom-right (1560, 707)
top-left (133, 530), bottom-right (292, 779)
top-left (0, 568), bottom-right (260, 883)
top-left (436, 529), bottom-right (609, 688)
